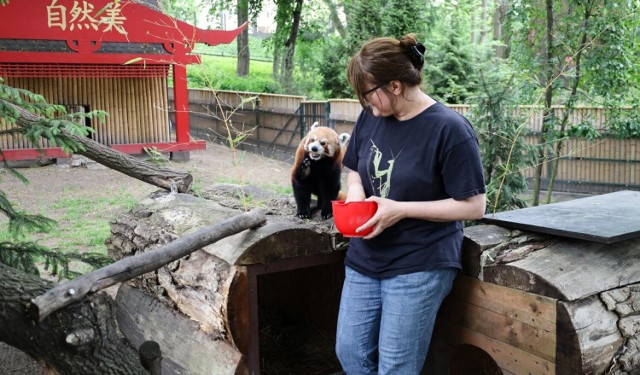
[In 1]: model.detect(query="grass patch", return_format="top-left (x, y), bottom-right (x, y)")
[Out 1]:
top-left (194, 35), bottom-right (274, 62)
top-left (0, 191), bottom-right (140, 256)
top-left (188, 45), bottom-right (325, 98)
top-left (188, 55), bottom-right (281, 93)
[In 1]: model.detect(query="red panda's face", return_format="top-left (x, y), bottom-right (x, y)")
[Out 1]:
top-left (304, 127), bottom-right (340, 161)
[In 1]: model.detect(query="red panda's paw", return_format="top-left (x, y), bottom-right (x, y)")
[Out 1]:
top-left (296, 212), bottom-right (311, 219)
top-left (321, 211), bottom-right (333, 220)
top-left (294, 157), bottom-right (312, 180)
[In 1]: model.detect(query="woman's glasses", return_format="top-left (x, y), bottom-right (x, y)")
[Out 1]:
top-left (362, 83), bottom-right (386, 97)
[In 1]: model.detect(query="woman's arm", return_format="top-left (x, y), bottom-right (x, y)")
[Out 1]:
top-left (358, 193), bottom-right (486, 239)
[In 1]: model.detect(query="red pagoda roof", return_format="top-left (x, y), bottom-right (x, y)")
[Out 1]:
top-left (0, 0), bottom-right (247, 65)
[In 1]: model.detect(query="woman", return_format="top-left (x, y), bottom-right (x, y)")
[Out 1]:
top-left (335, 34), bottom-right (486, 374)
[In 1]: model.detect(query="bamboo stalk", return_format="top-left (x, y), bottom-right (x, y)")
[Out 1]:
top-left (148, 77), bottom-right (156, 143)
top-left (160, 76), bottom-right (170, 142)
top-left (138, 77), bottom-right (146, 143)
top-left (116, 76), bottom-right (124, 145)
top-left (106, 78), bottom-right (115, 146)
top-left (104, 77), bottom-right (112, 145)
top-left (92, 77), bottom-right (101, 144)
top-left (127, 78), bottom-right (138, 143)
top-left (131, 78), bottom-right (141, 144)
top-left (122, 78), bottom-right (131, 144)
top-left (153, 77), bottom-right (162, 142)
top-left (111, 76), bottom-right (122, 144)
top-left (142, 77), bottom-right (154, 142)
top-left (154, 77), bottom-right (163, 142)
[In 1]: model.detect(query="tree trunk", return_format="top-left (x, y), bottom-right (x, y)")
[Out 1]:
top-left (532, 0), bottom-right (555, 207)
top-left (236, 0), bottom-right (250, 77)
top-left (492, 0), bottom-right (510, 58)
top-left (0, 262), bottom-right (147, 375)
top-left (272, 48), bottom-right (281, 81)
top-left (4, 99), bottom-right (193, 193)
top-left (282, 0), bottom-right (304, 91)
top-left (321, 0), bottom-right (346, 38)
top-left (544, 4), bottom-right (593, 204)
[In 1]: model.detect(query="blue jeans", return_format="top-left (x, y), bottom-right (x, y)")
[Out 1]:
top-left (335, 266), bottom-right (457, 375)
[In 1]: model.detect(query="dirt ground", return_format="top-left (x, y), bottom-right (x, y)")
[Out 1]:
top-left (2, 142), bottom-right (295, 214)
top-left (0, 142), bottom-right (296, 375)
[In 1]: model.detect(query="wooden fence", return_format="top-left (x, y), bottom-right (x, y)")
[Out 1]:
top-left (171, 89), bottom-right (640, 195)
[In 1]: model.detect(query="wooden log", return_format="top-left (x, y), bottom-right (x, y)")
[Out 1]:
top-left (117, 284), bottom-right (245, 375)
top-left (461, 224), bottom-right (512, 277)
top-left (432, 318), bottom-right (555, 375)
top-left (456, 224), bottom-right (640, 374)
top-left (483, 236), bottom-right (640, 301)
top-left (107, 188), bottom-right (344, 371)
top-left (0, 263), bottom-right (147, 375)
top-left (599, 283), bottom-right (640, 373)
top-left (31, 207), bottom-right (266, 322)
top-left (556, 295), bottom-right (625, 374)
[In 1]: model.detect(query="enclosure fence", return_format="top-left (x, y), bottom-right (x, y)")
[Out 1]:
top-left (171, 89), bottom-right (640, 195)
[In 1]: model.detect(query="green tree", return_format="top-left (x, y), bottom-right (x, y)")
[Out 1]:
top-left (271, 0), bottom-right (305, 90)
top-left (320, 0), bottom-right (433, 97)
top-left (381, 0), bottom-right (426, 39)
top-left (469, 64), bottom-right (532, 213)
top-left (424, 29), bottom-right (476, 104)
top-left (505, 0), bottom-right (639, 205)
top-left (159, 0), bottom-right (199, 25)
top-left (316, 0), bottom-right (384, 98)
top-left (194, 0), bottom-right (263, 77)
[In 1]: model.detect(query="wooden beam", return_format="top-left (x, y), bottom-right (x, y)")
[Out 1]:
top-left (30, 208), bottom-right (267, 322)
top-left (451, 276), bottom-right (556, 331)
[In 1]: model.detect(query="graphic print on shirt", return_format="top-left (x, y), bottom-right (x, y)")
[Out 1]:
top-left (367, 141), bottom-right (400, 198)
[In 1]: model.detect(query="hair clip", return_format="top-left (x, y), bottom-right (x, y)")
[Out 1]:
top-left (408, 43), bottom-right (425, 69)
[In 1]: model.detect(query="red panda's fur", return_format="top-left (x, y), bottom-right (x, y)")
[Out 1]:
top-left (291, 122), bottom-right (350, 219)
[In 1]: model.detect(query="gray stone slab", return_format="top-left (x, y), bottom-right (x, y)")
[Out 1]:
top-left (482, 190), bottom-right (640, 243)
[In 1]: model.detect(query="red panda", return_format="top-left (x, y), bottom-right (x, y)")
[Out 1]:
top-left (291, 122), bottom-right (350, 219)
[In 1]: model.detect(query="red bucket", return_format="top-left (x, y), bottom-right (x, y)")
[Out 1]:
top-left (332, 200), bottom-right (378, 237)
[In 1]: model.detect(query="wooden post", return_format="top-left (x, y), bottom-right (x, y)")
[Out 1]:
top-left (173, 64), bottom-right (190, 143)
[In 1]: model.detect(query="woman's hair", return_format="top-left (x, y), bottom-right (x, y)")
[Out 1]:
top-left (347, 34), bottom-right (426, 108)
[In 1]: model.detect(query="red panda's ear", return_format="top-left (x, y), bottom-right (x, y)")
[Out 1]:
top-left (311, 122), bottom-right (320, 130)
top-left (339, 133), bottom-right (351, 148)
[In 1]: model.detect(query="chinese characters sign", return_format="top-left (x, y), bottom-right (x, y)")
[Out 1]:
top-left (0, 0), bottom-right (246, 62)
top-left (47, 0), bottom-right (127, 35)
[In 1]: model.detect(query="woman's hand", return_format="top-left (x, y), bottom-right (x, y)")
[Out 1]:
top-left (357, 196), bottom-right (405, 239)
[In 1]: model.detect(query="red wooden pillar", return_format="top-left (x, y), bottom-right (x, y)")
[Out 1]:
top-left (172, 64), bottom-right (190, 143)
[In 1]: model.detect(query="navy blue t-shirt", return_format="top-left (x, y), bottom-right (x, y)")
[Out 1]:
top-left (342, 102), bottom-right (486, 278)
